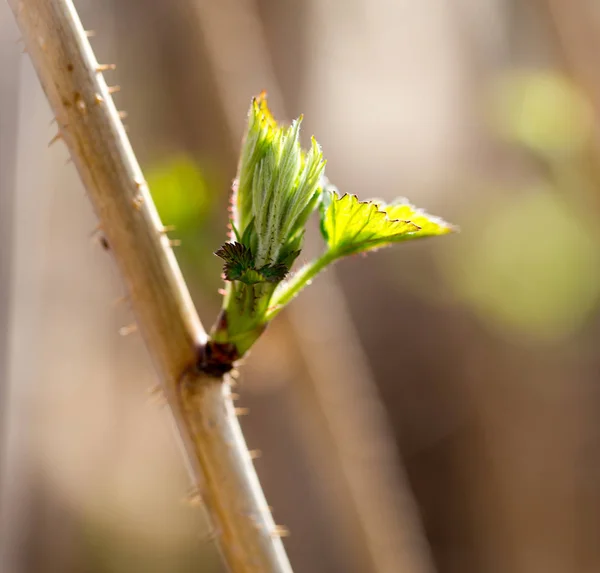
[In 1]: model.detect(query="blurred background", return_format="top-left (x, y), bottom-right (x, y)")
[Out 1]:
top-left (2, 0), bottom-right (600, 572)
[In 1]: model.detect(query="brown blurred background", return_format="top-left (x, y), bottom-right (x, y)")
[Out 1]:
top-left (2, 1), bottom-right (600, 572)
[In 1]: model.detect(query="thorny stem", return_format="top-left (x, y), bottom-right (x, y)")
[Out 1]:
top-left (8, 1), bottom-right (292, 572)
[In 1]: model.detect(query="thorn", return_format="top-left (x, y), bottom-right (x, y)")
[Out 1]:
top-left (119, 323), bottom-right (138, 337)
top-left (98, 235), bottom-right (110, 250)
top-left (169, 239), bottom-right (182, 247)
top-left (249, 450), bottom-right (262, 460)
top-left (85, 30), bottom-right (96, 37)
top-left (88, 225), bottom-right (105, 247)
top-left (147, 384), bottom-right (164, 399)
top-left (107, 85), bottom-right (121, 94)
top-left (146, 384), bottom-right (166, 406)
top-left (94, 94), bottom-right (104, 105)
top-left (230, 393), bottom-right (240, 400)
top-left (218, 288), bottom-right (227, 296)
top-left (160, 225), bottom-right (176, 234)
top-left (134, 178), bottom-right (145, 189)
top-left (118, 110), bottom-right (128, 120)
top-left (48, 131), bottom-right (62, 147)
top-left (49, 117), bottom-right (57, 125)
top-left (198, 529), bottom-right (219, 544)
top-left (230, 368), bottom-right (240, 380)
top-left (132, 195), bottom-right (144, 210)
top-left (272, 525), bottom-right (290, 538)
top-left (96, 63), bottom-right (116, 72)
top-left (147, 384), bottom-right (161, 395)
top-left (235, 407), bottom-right (249, 416)
top-left (184, 487), bottom-right (203, 507)
top-left (74, 93), bottom-right (87, 114)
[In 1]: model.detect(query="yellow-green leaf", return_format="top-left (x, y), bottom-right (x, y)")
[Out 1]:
top-left (320, 191), bottom-right (453, 256)
top-left (382, 200), bottom-right (456, 240)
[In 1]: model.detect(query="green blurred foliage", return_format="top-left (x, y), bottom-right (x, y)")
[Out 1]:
top-left (441, 70), bottom-right (600, 342)
top-left (442, 190), bottom-right (600, 342)
top-left (145, 155), bottom-right (210, 231)
top-left (489, 70), bottom-right (593, 157)
top-left (144, 155), bottom-right (224, 297)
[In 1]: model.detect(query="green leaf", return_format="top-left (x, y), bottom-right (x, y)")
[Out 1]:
top-left (233, 93), bottom-right (326, 269)
top-left (381, 199), bottom-right (456, 240)
top-left (209, 97), bottom-right (456, 363)
top-left (319, 192), bottom-right (409, 255)
top-left (215, 242), bottom-right (254, 282)
top-left (258, 262), bottom-right (289, 283)
top-left (319, 190), bottom-right (454, 257)
top-left (215, 241), bottom-right (290, 284)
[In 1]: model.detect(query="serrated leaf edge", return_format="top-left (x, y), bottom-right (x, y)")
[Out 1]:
top-left (323, 192), bottom-right (421, 254)
top-left (215, 241), bottom-right (290, 284)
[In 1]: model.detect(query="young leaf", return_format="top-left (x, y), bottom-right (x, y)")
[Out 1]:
top-left (212, 94), bottom-right (327, 358)
top-left (258, 262), bottom-right (289, 283)
top-left (320, 192), bottom-right (418, 256)
top-left (319, 190), bottom-right (454, 257)
top-left (211, 95), bottom-right (456, 362)
top-left (380, 200), bottom-right (456, 240)
top-left (233, 93), bottom-right (326, 271)
top-left (215, 241), bottom-right (289, 284)
top-left (215, 242), bottom-right (254, 282)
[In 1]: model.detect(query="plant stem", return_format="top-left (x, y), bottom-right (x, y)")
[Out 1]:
top-left (180, 376), bottom-right (291, 572)
top-left (268, 251), bottom-right (336, 320)
top-left (7, 1), bottom-right (292, 571)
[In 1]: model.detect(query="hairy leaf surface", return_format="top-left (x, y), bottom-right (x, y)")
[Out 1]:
top-left (320, 190), bottom-right (454, 257)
